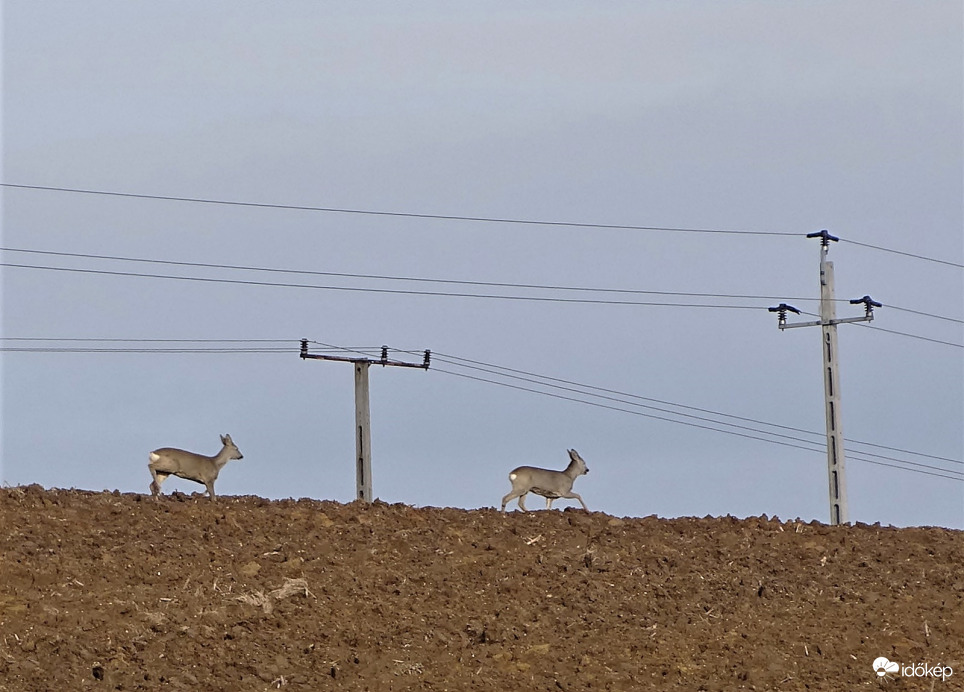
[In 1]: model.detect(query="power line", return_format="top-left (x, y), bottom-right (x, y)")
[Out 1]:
top-left (423, 351), bottom-right (963, 475)
top-left (1, 337), bottom-right (294, 343)
top-left (855, 322), bottom-right (964, 349)
top-left (6, 183), bottom-right (962, 268)
top-left (0, 262), bottom-right (770, 309)
top-left (4, 251), bottom-right (962, 334)
top-left (13, 336), bottom-right (956, 469)
top-left (433, 366), bottom-right (963, 480)
top-left (313, 342), bottom-right (964, 482)
top-left (426, 351), bottom-right (964, 467)
top-left (0, 337), bottom-right (371, 347)
top-left (839, 238), bottom-right (964, 269)
top-left (5, 333), bottom-right (959, 480)
top-left (796, 310), bottom-right (962, 349)
top-left (429, 365), bottom-right (963, 482)
top-left (0, 246), bottom-right (819, 303)
top-left (886, 304), bottom-right (964, 324)
top-left (0, 338), bottom-right (381, 355)
top-left (13, 247), bottom-right (962, 322)
top-left (0, 347), bottom-right (292, 354)
top-left (3, 262), bottom-right (959, 349)
top-left (0, 183), bottom-right (798, 237)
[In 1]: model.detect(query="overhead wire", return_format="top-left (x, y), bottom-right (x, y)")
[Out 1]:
top-left (9, 247), bottom-right (963, 323)
top-left (853, 322), bottom-right (964, 348)
top-left (2, 251), bottom-right (962, 336)
top-left (2, 337), bottom-right (295, 343)
top-left (3, 187), bottom-right (959, 485)
top-left (14, 337), bottom-right (953, 468)
top-left (417, 351), bottom-right (963, 476)
top-left (839, 238), bottom-right (964, 269)
top-left (0, 346), bottom-right (291, 354)
top-left (794, 310), bottom-right (962, 349)
top-left (885, 304), bottom-right (964, 324)
top-left (0, 246), bottom-right (822, 303)
top-left (425, 351), bottom-right (964, 467)
top-left (0, 338), bottom-right (379, 355)
top-left (4, 182), bottom-right (962, 269)
top-left (427, 364), bottom-right (963, 482)
top-left (0, 261), bottom-right (772, 310)
top-left (0, 183), bottom-right (797, 237)
top-left (6, 335), bottom-right (961, 481)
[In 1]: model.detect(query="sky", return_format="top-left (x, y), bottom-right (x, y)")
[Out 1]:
top-left (2, 1), bottom-right (962, 528)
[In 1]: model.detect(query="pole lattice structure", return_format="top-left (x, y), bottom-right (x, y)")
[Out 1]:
top-left (300, 341), bottom-right (430, 503)
top-left (769, 231), bottom-right (880, 525)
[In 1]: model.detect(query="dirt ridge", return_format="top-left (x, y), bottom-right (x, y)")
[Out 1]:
top-left (1, 486), bottom-right (962, 690)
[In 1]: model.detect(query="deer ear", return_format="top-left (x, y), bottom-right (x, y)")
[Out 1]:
top-left (221, 434), bottom-right (229, 444)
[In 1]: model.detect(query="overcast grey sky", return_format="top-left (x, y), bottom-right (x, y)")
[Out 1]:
top-left (2, 2), bottom-right (962, 528)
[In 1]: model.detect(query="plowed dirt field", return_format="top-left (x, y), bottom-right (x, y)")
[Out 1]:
top-left (1, 486), bottom-right (961, 690)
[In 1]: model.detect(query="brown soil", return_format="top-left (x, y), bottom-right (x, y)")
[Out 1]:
top-left (1, 486), bottom-right (962, 691)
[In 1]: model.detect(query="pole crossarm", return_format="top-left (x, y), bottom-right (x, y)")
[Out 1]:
top-left (300, 340), bottom-right (431, 370)
top-left (771, 297), bottom-right (880, 330)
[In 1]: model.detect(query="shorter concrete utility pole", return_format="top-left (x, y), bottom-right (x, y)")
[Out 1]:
top-left (769, 230), bottom-right (880, 525)
top-left (300, 341), bottom-right (430, 502)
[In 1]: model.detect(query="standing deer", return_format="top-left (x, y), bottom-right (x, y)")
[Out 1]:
top-left (501, 449), bottom-right (589, 512)
top-left (148, 434), bottom-right (243, 501)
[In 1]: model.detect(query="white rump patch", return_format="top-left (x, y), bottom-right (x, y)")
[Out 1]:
top-left (149, 452), bottom-right (160, 463)
top-left (509, 472), bottom-right (517, 481)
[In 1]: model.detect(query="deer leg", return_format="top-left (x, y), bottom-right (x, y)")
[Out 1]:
top-left (205, 481), bottom-right (217, 501)
top-left (563, 491), bottom-right (587, 511)
top-left (150, 470), bottom-right (170, 499)
top-left (517, 493), bottom-right (529, 512)
top-left (501, 489), bottom-right (522, 512)
top-left (546, 497), bottom-right (554, 509)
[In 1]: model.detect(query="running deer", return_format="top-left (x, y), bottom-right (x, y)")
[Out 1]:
top-left (148, 434), bottom-right (243, 501)
top-left (500, 449), bottom-right (589, 512)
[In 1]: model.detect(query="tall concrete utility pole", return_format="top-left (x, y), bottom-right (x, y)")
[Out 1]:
top-left (769, 231), bottom-right (880, 525)
top-left (354, 360), bottom-right (372, 503)
top-left (300, 342), bottom-right (430, 502)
